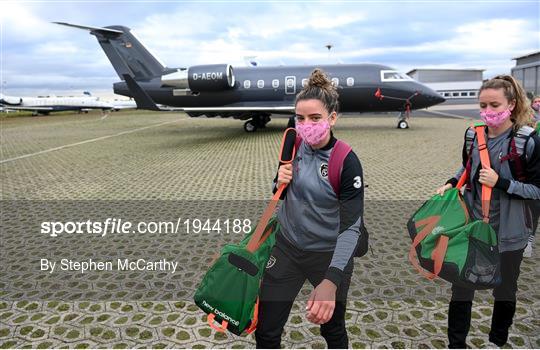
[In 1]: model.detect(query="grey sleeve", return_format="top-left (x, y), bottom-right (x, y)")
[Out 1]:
top-left (324, 152), bottom-right (363, 287)
top-left (329, 216), bottom-right (362, 271)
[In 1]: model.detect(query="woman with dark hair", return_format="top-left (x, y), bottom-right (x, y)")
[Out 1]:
top-left (255, 69), bottom-right (364, 349)
top-left (436, 75), bottom-right (540, 348)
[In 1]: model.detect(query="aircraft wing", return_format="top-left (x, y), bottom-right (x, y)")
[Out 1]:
top-left (181, 105), bottom-right (295, 113)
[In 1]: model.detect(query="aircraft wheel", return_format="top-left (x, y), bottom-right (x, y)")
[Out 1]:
top-left (397, 120), bottom-right (409, 129)
top-left (244, 120), bottom-right (258, 132)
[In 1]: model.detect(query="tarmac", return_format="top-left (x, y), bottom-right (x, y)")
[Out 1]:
top-left (1, 111), bottom-right (538, 348)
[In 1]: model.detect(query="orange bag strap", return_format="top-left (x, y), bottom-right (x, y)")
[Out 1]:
top-left (245, 297), bottom-right (259, 334)
top-left (456, 167), bottom-right (469, 189)
top-left (409, 216), bottom-right (449, 280)
top-left (474, 124), bottom-right (492, 223)
top-left (246, 128), bottom-right (296, 253)
top-left (408, 216), bottom-right (440, 280)
top-left (431, 235), bottom-right (449, 276)
top-left (246, 184), bottom-right (285, 253)
top-left (207, 313), bottom-right (228, 333)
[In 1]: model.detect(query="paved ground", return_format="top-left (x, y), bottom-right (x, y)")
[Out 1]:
top-left (1, 111), bottom-right (538, 348)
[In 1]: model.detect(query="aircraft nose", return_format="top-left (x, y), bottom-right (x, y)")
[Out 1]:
top-left (415, 87), bottom-right (445, 108)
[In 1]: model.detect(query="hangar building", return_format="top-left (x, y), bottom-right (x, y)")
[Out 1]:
top-left (512, 51), bottom-right (540, 96)
top-left (407, 69), bottom-right (483, 101)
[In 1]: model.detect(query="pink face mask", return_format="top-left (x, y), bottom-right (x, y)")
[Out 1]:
top-left (480, 108), bottom-right (512, 128)
top-left (296, 119), bottom-right (330, 146)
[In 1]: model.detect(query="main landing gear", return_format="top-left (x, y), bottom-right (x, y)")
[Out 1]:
top-left (243, 115), bottom-right (271, 132)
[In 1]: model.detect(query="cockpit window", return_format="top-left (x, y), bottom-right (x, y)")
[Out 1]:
top-left (380, 70), bottom-right (413, 82)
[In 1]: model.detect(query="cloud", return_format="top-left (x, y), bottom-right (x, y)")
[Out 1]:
top-left (0, 3), bottom-right (66, 42)
top-left (2, 2), bottom-right (538, 96)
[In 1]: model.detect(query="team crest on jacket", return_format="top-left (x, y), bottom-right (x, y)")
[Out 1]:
top-left (266, 255), bottom-right (276, 269)
top-left (320, 163), bottom-right (328, 178)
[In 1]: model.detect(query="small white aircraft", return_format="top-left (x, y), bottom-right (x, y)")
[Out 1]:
top-left (110, 99), bottom-right (137, 111)
top-left (0, 91), bottom-right (114, 115)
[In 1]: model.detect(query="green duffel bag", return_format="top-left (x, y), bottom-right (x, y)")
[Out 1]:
top-left (408, 123), bottom-right (501, 290)
top-left (194, 127), bottom-right (297, 335)
top-left (408, 188), bottom-right (501, 289)
top-left (194, 217), bottom-right (279, 335)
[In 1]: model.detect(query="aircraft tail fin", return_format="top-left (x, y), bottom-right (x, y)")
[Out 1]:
top-left (55, 22), bottom-right (168, 81)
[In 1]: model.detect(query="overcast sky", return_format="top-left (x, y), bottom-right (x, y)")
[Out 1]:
top-left (1, 0), bottom-right (539, 98)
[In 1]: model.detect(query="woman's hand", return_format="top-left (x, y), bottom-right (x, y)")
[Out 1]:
top-left (306, 279), bottom-right (337, 324)
top-left (479, 167), bottom-right (499, 187)
top-left (436, 183), bottom-right (452, 196)
top-left (277, 163), bottom-right (293, 187)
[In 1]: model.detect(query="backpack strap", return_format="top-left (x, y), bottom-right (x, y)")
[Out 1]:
top-left (500, 125), bottom-right (535, 181)
top-left (465, 126), bottom-right (476, 155)
top-left (459, 127), bottom-right (477, 189)
top-left (514, 125), bottom-right (536, 157)
top-left (328, 140), bottom-right (353, 198)
top-left (295, 135), bottom-right (302, 154)
top-left (294, 136), bottom-right (353, 198)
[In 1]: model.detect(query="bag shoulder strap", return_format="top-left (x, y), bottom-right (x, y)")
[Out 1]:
top-left (473, 124), bottom-right (492, 223)
top-left (328, 140), bottom-right (353, 199)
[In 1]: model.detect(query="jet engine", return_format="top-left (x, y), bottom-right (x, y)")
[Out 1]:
top-left (161, 64), bottom-right (235, 92)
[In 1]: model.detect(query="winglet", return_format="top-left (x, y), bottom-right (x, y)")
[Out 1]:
top-left (122, 74), bottom-right (161, 111)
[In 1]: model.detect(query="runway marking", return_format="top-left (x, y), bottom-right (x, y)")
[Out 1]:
top-left (0, 119), bottom-right (182, 164)
top-left (421, 109), bottom-right (469, 119)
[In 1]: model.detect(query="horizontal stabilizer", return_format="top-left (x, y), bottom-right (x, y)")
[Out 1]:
top-left (53, 22), bottom-right (123, 36)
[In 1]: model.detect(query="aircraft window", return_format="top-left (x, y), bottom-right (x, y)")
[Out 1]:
top-left (244, 80), bottom-right (251, 89)
top-left (380, 70), bottom-right (413, 82)
top-left (301, 79), bottom-right (308, 87)
top-left (331, 78), bottom-right (339, 87)
top-left (257, 80), bottom-right (264, 88)
top-left (272, 79), bottom-right (279, 88)
top-left (346, 77), bottom-right (354, 86)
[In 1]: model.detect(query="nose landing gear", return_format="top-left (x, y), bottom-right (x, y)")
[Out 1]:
top-left (397, 102), bottom-right (411, 129)
top-left (397, 118), bottom-right (409, 129)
